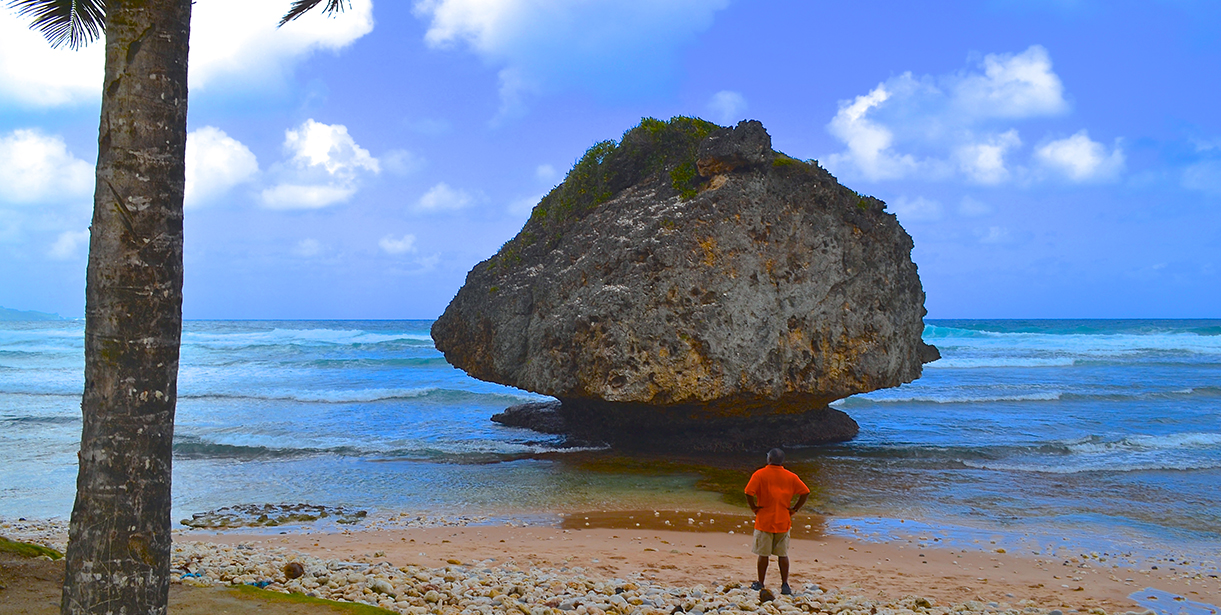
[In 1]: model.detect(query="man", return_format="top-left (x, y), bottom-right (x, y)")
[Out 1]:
top-left (744, 448), bottom-right (810, 595)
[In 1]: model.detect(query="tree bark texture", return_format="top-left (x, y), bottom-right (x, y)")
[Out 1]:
top-left (61, 1), bottom-right (191, 614)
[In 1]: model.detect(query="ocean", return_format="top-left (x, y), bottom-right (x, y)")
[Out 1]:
top-left (2, 319), bottom-right (1218, 561)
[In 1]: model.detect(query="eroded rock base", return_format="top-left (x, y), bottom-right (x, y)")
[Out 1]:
top-left (493, 400), bottom-right (858, 452)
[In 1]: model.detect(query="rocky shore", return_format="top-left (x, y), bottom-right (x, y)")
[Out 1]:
top-left (4, 516), bottom-right (1215, 615)
top-left (168, 541), bottom-right (1102, 615)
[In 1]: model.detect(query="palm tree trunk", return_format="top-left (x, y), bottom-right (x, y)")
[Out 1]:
top-left (61, 1), bottom-right (192, 613)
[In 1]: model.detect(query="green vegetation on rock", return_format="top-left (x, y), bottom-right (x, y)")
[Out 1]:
top-left (503, 116), bottom-right (719, 269)
top-left (771, 154), bottom-right (800, 168)
top-left (669, 162), bottom-right (698, 200)
top-left (0, 536), bottom-right (64, 559)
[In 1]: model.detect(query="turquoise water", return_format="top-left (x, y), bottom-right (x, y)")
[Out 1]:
top-left (1, 319), bottom-right (1218, 561)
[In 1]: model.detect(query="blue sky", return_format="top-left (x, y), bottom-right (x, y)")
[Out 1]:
top-left (1, 0), bottom-right (1218, 319)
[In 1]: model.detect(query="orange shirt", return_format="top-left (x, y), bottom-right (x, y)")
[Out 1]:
top-left (744, 464), bottom-right (810, 533)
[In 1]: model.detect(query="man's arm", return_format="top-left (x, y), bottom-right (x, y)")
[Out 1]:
top-left (788, 493), bottom-right (809, 515)
top-left (746, 494), bottom-right (760, 513)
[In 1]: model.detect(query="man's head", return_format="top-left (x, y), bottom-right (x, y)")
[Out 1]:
top-left (767, 448), bottom-right (785, 465)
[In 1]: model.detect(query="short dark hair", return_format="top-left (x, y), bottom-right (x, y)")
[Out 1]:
top-left (767, 448), bottom-right (785, 464)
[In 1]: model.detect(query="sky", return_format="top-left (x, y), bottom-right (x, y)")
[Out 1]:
top-left (1, 0), bottom-right (1219, 319)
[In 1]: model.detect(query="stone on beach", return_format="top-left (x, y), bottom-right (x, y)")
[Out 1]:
top-left (161, 539), bottom-right (1077, 615)
top-left (433, 117), bottom-right (938, 450)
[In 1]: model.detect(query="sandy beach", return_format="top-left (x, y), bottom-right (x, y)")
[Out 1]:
top-left (4, 512), bottom-right (1217, 615)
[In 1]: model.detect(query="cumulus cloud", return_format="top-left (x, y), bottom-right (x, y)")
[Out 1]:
top-left (1034, 130), bottom-right (1124, 182)
top-left (414, 0), bottom-right (729, 120)
top-left (185, 127), bottom-right (259, 208)
top-left (415, 182), bottom-right (473, 212)
top-left (949, 46), bottom-right (1068, 119)
top-left (707, 91), bottom-right (747, 125)
top-left (379, 233), bottom-right (417, 255)
top-left (261, 119), bottom-right (379, 210)
top-left (284, 119), bottom-right (380, 175)
top-left (48, 229), bottom-right (90, 260)
top-left (826, 84), bottom-right (923, 181)
top-left (0, 129), bottom-right (93, 203)
top-left (190, 0), bottom-right (374, 92)
top-left (823, 45), bottom-right (1096, 185)
top-left (0, 13), bottom-right (104, 107)
top-left (0, 0), bottom-right (372, 108)
top-left (956, 130), bottom-right (1021, 185)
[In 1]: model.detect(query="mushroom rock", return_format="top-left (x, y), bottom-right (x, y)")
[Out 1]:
top-left (432, 117), bottom-right (939, 451)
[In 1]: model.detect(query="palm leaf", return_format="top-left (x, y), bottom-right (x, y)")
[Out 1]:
top-left (279, 0), bottom-right (349, 27)
top-left (8, 0), bottom-right (106, 50)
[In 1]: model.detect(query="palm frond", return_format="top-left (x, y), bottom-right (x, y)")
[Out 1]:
top-left (279, 0), bottom-right (349, 28)
top-left (8, 0), bottom-right (106, 50)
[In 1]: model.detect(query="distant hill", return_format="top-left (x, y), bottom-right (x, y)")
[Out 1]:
top-left (0, 306), bottom-right (64, 321)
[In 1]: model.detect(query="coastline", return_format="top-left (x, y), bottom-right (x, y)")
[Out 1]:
top-left (4, 513), bottom-right (1217, 615)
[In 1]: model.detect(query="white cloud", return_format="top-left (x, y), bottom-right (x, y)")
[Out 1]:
top-left (414, 0), bottom-right (729, 119)
top-left (707, 91), bottom-right (748, 125)
top-left (823, 45), bottom-right (1080, 185)
top-left (48, 229), bottom-right (90, 260)
top-left (189, 0), bottom-right (373, 93)
top-left (949, 46), bottom-right (1068, 119)
top-left (889, 196), bottom-right (943, 222)
top-left (825, 84), bottom-right (922, 181)
top-left (956, 130), bottom-right (1021, 185)
top-left (415, 182), bottom-right (473, 212)
top-left (1034, 130), bottom-right (1124, 182)
top-left (379, 233), bottom-right (418, 255)
top-left (284, 119), bottom-right (379, 176)
top-left (0, 129), bottom-right (93, 203)
top-left (185, 127), bottom-right (259, 208)
top-left (1181, 160), bottom-right (1221, 196)
top-left (261, 119), bottom-right (379, 210)
top-left (260, 184), bottom-right (357, 210)
top-left (292, 238), bottom-right (323, 257)
top-left (0, 0), bottom-right (373, 108)
top-left (0, 13), bottom-right (104, 107)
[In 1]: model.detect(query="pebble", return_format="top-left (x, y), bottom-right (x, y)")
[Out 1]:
top-left (157, 540), bottom-right (1084, 615)
top-left (6, 515), bottom-right (1215, 615)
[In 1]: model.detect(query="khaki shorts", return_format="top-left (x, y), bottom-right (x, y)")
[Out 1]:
top-left (752, 529), bottom-right (790, 557)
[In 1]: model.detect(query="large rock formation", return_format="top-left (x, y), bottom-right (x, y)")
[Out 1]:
top-left (432, 117), bottom-right (938, 451)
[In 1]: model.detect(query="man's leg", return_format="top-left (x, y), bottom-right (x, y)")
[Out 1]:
top-left (778, 556), bottom-right (790, 585)
top-left (757, 556), bottom-right (769, 584)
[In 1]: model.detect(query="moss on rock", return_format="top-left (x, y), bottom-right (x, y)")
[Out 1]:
top-left (0, 536), bottom-right (63, 559)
